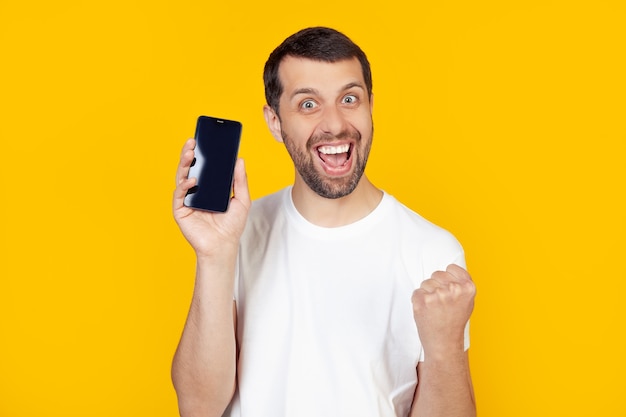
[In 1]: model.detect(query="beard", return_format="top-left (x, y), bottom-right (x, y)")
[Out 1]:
top-left (281, 127), bottom-right (373, 199)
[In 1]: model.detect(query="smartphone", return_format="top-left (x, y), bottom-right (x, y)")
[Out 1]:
top-left (183, 115), bottom-right (242, 212)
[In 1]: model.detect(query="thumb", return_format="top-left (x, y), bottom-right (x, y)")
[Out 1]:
top-left (232, 158), bottom-right (251, 209)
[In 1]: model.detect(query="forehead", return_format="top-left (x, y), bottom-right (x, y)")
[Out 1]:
top-left (278, 56), bottom-right (365, 95)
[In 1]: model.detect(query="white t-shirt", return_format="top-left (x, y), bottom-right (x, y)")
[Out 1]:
top-left (227, 187), bottom-right (468, 417)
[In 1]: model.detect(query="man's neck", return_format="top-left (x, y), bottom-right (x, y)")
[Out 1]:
top-left (290, 175), bottom-right (383, 227)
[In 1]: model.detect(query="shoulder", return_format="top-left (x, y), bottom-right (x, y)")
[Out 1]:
top-left (384, 194), bottom-right (465, 267)
top-left (386, 196), bottom-right (458, 240)
top-left (249, 188), bottom-right (287, 216)
top-left (241, 187), bottom-right (289, 240)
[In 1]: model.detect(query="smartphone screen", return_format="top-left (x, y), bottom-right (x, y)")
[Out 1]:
top-left (183, 115), bottom-right (242, 212)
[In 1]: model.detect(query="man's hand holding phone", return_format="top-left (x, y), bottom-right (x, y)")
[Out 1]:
top-left (173, 137), bottom-right (250, 259)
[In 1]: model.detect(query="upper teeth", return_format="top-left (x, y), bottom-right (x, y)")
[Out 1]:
top-left (318, 144), bottom-right (350, 154)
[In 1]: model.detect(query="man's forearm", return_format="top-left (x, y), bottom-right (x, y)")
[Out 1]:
top-left (171, 255), bottom-right (238, 417)
top-left (410, 350), bottom-right (475, 417)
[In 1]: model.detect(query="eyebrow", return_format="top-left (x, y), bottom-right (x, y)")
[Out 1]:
top-left (342, 82), bottom-right (366, 92)
top-left (291, 87), bottom-right (319, 99)
top-left (290, 82), bottom-right (366, 100)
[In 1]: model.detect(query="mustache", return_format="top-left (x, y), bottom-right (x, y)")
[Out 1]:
top-left (306, 129), bottom-right (361, 149)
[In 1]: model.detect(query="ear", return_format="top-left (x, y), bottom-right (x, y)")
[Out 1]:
top-left (263, 105), bottom-right (284, 143)
top-left (369, 92), bottom-right (374, 113)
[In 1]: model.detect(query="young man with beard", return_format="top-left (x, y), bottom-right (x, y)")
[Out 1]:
top-left (172, 27), bottom-right (476, 417)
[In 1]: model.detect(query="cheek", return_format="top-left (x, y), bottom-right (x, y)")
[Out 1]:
top-left (348, 109), bottom-right (373, 130)
top-left (284, 121), bottom-right (316, 145)
top-left (352, 119), bottom-right (373, 140)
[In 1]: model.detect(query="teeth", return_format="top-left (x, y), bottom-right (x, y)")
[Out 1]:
top-left (318, 144), bottom-right (350, 154)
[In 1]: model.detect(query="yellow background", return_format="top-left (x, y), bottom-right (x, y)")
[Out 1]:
top-left (1, 0), bottom-right (624, 416)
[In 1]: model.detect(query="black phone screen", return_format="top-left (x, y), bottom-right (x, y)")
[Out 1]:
top-left (183, 116), bottom-right (242, 212)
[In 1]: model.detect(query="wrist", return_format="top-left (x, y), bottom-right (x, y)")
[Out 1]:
top-left (422, 339), bottom-right (466, 362)
top-left (195, 240), bottom-right (239, 262)
top-left (193, 247), bottom-right (239, 299)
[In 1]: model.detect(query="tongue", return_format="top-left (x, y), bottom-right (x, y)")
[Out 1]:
top-left (319, 152), bottom-right (348, 167)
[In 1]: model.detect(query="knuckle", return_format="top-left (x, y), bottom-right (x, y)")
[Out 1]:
top-left (411, 290), bottom-right (423, 304)
top-left (462, 279), bottom-right (477, 295)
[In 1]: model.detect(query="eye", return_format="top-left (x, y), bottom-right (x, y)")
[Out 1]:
top-left (342, 94), bottom-right (358, 104)
top-left (300, 99), bottom-right (318, 110)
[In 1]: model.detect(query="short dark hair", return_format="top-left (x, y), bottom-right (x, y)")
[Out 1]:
top-left (263, 27), bottom-right (373, 115)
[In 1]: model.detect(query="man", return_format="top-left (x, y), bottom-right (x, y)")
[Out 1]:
top-left (172, 27), bottom-right (476, 417)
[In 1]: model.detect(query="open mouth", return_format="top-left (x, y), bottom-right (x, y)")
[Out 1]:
top-left (316, 143), bottom-right (353, 168)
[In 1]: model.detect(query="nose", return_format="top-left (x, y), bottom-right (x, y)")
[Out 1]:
top-left (318, 104), bottom-right (348, 136)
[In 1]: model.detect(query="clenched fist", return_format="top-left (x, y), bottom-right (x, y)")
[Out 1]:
top-left (412, 264), bottom-right (476, 358)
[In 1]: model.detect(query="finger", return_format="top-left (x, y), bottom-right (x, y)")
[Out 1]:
top-left (419, 278), bottom-right (442, 293)
top-left (179, 138), bottom-right (196, 159)
top-left (176, 139), bottom-right (196, 185)
top-left (172, 176), bottom-right (197, 214)
top-left (173, 139), bottom-right (197, 211)
top-left (173, 176), bottom-right (196, 200)
top-left (445, 264), bottom-right (472, 282)
top-left (430, 269), bottom-right (455, 285)
top-left (446, 265), bottom-right (476, 298)
top-left (232, 158), bottom-right (251, 209)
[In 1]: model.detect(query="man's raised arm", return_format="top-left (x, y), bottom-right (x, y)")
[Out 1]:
top-left (171, 139), bottom-right (250, 417)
